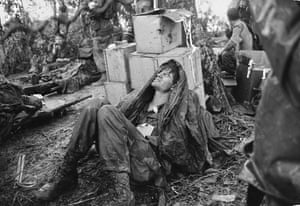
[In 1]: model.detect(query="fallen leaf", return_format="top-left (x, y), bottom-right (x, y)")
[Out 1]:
top-left (201, 175), bottom-right (218, 184)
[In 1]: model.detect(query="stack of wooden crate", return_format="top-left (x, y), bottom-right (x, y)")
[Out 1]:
top-left (104, 9), bottom-right (206, 107)
top-left (104, 42), bottom-right (136, 105)
top-left (129, 9), bottom-right (206, 107)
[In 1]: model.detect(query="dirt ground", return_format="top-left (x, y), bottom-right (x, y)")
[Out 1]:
top-left (0, 82), bottom-right (255, 206)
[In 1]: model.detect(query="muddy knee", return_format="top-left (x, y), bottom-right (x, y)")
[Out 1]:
top-left (97, 105), bottom-right (120, 123)
top-left (82, 98), bottom-right (109, 114)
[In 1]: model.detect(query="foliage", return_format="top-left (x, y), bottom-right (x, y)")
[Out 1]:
top-left (194, 8), bottom-right (228, 45)
top-left (0, 0), bottom-right (23, 15)
top-left (0, 0), bottom-right (82, 75)
top-left (160, 0), bottom-right (228, 43)
top-left (1, 31), bottom-right (31, 75)
top-left (0, 0), bottom-right (227, 75)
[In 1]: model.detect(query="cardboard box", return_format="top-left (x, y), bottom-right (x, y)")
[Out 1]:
top-left (129, 47), bottom-right (205, 107)
top-left (104, 82), bottom-right (131, 106)
top-left (133, 9), bottom-right (192, 54)
top-left (104, 43), bottom-right (136, 83)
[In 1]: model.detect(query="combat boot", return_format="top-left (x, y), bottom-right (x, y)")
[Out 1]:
top-left (34, 151), bottom-right (79, 201)
top-left (108, 172), bottom-right (135, 206)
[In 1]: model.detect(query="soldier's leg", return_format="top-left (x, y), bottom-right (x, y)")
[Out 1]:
top-left (97, 105), bottom-right (162, 176)
top-left (60, 97), bottom-right (110, 168)
top-left (97, 105), bottom-right (164, 205)
top-left (35, 98), bottom-right (109, 201)
top-left (92, 35), bottom-right (113, 82)
top-left (67, 98), bottom-right (109, 155)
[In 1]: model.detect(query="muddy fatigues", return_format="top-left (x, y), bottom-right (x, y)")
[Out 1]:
top-left (66, 67), bottom-right (214, 184)
top-left (82, 1), bottom-right (115, 73)
top-left (0, 82), bottom-right (24, 142)
top-left (0, 78), bottom-right (42, 142)
top-left (240, 0), bottom-right (300, 204)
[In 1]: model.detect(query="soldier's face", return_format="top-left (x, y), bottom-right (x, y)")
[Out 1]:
top-left (151, 68), bottom-right (175, 92)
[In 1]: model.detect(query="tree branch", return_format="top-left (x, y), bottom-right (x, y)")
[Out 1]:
top-left (0, 20), bottom-right (50, 42)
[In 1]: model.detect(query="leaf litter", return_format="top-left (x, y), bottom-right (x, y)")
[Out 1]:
top-left (0, 103), bottom-right (254, 206)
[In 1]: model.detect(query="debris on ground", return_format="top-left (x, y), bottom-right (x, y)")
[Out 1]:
top-left (0, 83), bottom-right (254, 205)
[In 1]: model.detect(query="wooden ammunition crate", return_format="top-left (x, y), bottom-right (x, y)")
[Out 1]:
top-left (104, 82), bottom-right (131, 106)
top-left (129, 47), bottom-right (205, 107)
top-left (104, 43), bottom-right (136, 83)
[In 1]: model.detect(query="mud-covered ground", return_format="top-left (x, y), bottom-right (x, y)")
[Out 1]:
top-left (0, 83), bottom-right (255, 206)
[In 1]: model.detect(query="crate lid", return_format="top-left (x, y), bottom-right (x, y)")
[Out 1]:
top-left (134, 9), bottom-right (192, 23)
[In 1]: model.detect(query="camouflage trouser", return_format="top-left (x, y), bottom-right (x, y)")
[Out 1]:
top-left (92, 35), bottom-right (113, 73)
top-left (218, 50), bottom-right (237, 75)
top-left (67, 98), bottom-right (163, 183)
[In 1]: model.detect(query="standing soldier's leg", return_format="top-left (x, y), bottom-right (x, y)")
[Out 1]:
top-left (92, 35), bottom-right (113, 83)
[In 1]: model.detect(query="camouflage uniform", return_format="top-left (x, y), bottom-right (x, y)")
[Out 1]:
top-left (0, 76), bottom-right (42, 142)
top-left (240, 0), bottom-right (300, 205)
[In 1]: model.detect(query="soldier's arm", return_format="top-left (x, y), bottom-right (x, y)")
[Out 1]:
top-left (249, 0), bottom-right (300, 107)
top-left (223, 25), bottom-right (242, 52)
top-left (90, 0), bottom-right (114, 16)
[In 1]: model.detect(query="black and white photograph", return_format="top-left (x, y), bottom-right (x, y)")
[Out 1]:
top-left (0, 0), bottom-right (299, 205)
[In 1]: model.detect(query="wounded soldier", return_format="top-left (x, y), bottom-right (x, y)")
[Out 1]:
top-left (0, 75), bottom-right (42, 142)
top-left (35, 59), bottom-right (218, 205)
